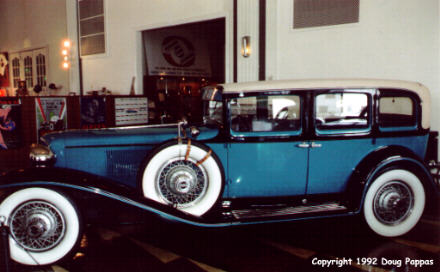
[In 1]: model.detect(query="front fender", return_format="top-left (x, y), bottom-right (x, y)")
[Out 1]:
top-left (0, 167), bottom-right (133, 196)
top-left (0, 167), bottom-right (232, 228)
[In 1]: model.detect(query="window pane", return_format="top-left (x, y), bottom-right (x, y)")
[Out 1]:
top-left (203, 101), bottom-right (223, 125)
top-left (24, 56), bottom-right (33, 87)
top-left (379, 97), bottom-right (415, 127)
top-left (315, 93), bottom-right (368, 130)
top-left (36, 54), bottom-right (46, 87)
top-left (12, 58), bottom-right (20, 88)
top-left (80, 16), bottom-right (104, 36)
top-left (79, 0), bottom-right (105, 56)
top-left (81, 35), bottom-right (105, 55)
top-left (231, 95), bottom-right (301, 132)
top-left (79, 0), bottom-right (103, 19)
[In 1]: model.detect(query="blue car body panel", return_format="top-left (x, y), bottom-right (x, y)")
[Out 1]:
top-left (307, 138), bottom-right (376, 195)
top-left (307, 135), bottom-right (429, 195)
top-left (44, 126), bottom-right (220, 188)
top-left (43, 123), bottom-right (431, 200)
top-left (227, 142), bottom-right (308, 198)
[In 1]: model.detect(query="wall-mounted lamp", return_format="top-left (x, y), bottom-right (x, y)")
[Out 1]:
top-left (241, 36), bottom-right (251, 58)
top-left (61, 39), bottom-right (71, 70)
top-left (63, 40), bottom-right (71, 48)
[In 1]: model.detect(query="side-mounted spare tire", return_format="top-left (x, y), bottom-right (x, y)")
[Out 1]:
top-left (141, 140), bottom-right (224, 217)
top-left (0, 187), bottom-right (81, 265)
top-left (363, 169), bottom-right (425, 237)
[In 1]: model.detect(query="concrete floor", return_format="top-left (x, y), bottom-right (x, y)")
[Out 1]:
top-left (12, 211), bottom-right (440, 272)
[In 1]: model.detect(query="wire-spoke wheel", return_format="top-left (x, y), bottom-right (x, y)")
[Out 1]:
top-left (10, 200), bottom-right (66, 252)
top-left (363, 169), bottom-right (425, 237)
top-left (142, 140), bottom-right (223, 216)
top-left (157, 158), bottom-right (208, 207)
top-left (0, 188), bottom-right (81, 265)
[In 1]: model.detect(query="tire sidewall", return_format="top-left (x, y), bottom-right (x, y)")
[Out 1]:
top-left (141, 140), bottom-right (224, 216)
top-left (363, 169), bottom-right (425, 237)
top-left (0, 187), bottom-right (81, 265)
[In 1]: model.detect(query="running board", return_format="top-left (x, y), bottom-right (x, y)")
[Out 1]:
top-left (230, 202), bottom-right (347, 220)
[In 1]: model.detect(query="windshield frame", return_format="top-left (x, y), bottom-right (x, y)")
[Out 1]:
top-left (201, 86), bottom-right (224, 126)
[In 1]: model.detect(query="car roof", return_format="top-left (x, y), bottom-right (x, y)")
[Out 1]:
top-left (217, 79), bottom-right (431, 129)
top-left (219, 78), bottom-right (426, 95)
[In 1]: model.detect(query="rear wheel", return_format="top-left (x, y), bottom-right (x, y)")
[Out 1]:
top-left (0, 187), bottom-right (81, 265)
top-left (363, 169), bottom-right (425, 237)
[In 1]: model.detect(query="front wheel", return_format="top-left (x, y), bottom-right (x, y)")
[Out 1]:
top-left (0, 187), bottom-right (81, 265)
top-left (363, 169), bottom-right (425, 237)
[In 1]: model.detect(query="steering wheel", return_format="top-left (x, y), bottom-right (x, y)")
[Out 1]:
top-left (275, 107), bottom-right (289, 120)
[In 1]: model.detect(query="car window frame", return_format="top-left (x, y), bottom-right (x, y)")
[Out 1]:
top-left (377, 89), bottom-right (420, 132)
top-left (313, 89), bottom-right (374, 137)
top-left (226, 90), bottom-right (305, 140)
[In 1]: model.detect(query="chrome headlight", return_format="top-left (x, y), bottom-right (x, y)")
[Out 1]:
top-left (29, 143), bottom-right (55, 165)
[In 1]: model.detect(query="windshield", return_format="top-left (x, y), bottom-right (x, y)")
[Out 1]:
top-left (201, 86), bottom-right (223, 126)
top-left (203, 100), bottom-right (223, 125)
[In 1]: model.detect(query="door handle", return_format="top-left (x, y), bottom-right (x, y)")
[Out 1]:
top-left (296, 142), bottom-right (310, 148)
top-left (311, 142), bottom-right (322, 148)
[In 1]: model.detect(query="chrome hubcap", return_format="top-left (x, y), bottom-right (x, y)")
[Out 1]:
top-left (9, 201), bottom-right (65, 252)
top-left (373, 181), bottom-right (413, 225)
top-left (157, 158), bottom-right (208, 207)
top-left (169, 169), bottom-right (195, 194)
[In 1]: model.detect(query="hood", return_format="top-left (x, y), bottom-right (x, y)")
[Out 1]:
top-left (42, 125), bottom-right (220, 148)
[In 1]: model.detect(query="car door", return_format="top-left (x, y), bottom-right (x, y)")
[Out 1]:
top-left (226, 92), bottom-right (309, 198)
top-left (306, 89), bottom-right (377, 195)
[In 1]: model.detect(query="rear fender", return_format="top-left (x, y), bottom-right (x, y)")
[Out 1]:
top-left (345, 145), bottom-right (436, 212)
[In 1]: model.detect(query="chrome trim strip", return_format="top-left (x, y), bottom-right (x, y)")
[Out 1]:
top-left (56, 123), bottom-right (180, 134)
top-left (231, 203), bottom-right (347, 220)
top-left (107, 123), bottom-right (180, 130)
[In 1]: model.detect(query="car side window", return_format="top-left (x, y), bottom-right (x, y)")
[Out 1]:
top-left (230, 95), bottom-right (301, 133)
top-left (379, 96), bottom-right (416, 129)
top-left (315, 92), bottom-right (369, 133)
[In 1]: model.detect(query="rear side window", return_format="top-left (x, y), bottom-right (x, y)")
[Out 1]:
top-left (315, 92), bottom-right (369, 133)
top-left (379, 96), bottom-right (416, 128)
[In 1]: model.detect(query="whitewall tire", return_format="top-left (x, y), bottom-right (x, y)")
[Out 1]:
top-left (0, 188), bottom-right (81, 265)
top-left (142, 141), bottom-right (223, 217)
top-left (363, 169), bottom-right (425, 237)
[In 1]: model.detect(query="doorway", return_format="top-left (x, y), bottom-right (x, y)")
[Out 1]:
top-left (142, 18), bottom-right (225, 123)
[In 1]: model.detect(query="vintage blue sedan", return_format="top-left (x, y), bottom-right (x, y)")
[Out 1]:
top-left (0, 79), bottom-right (438, 265)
